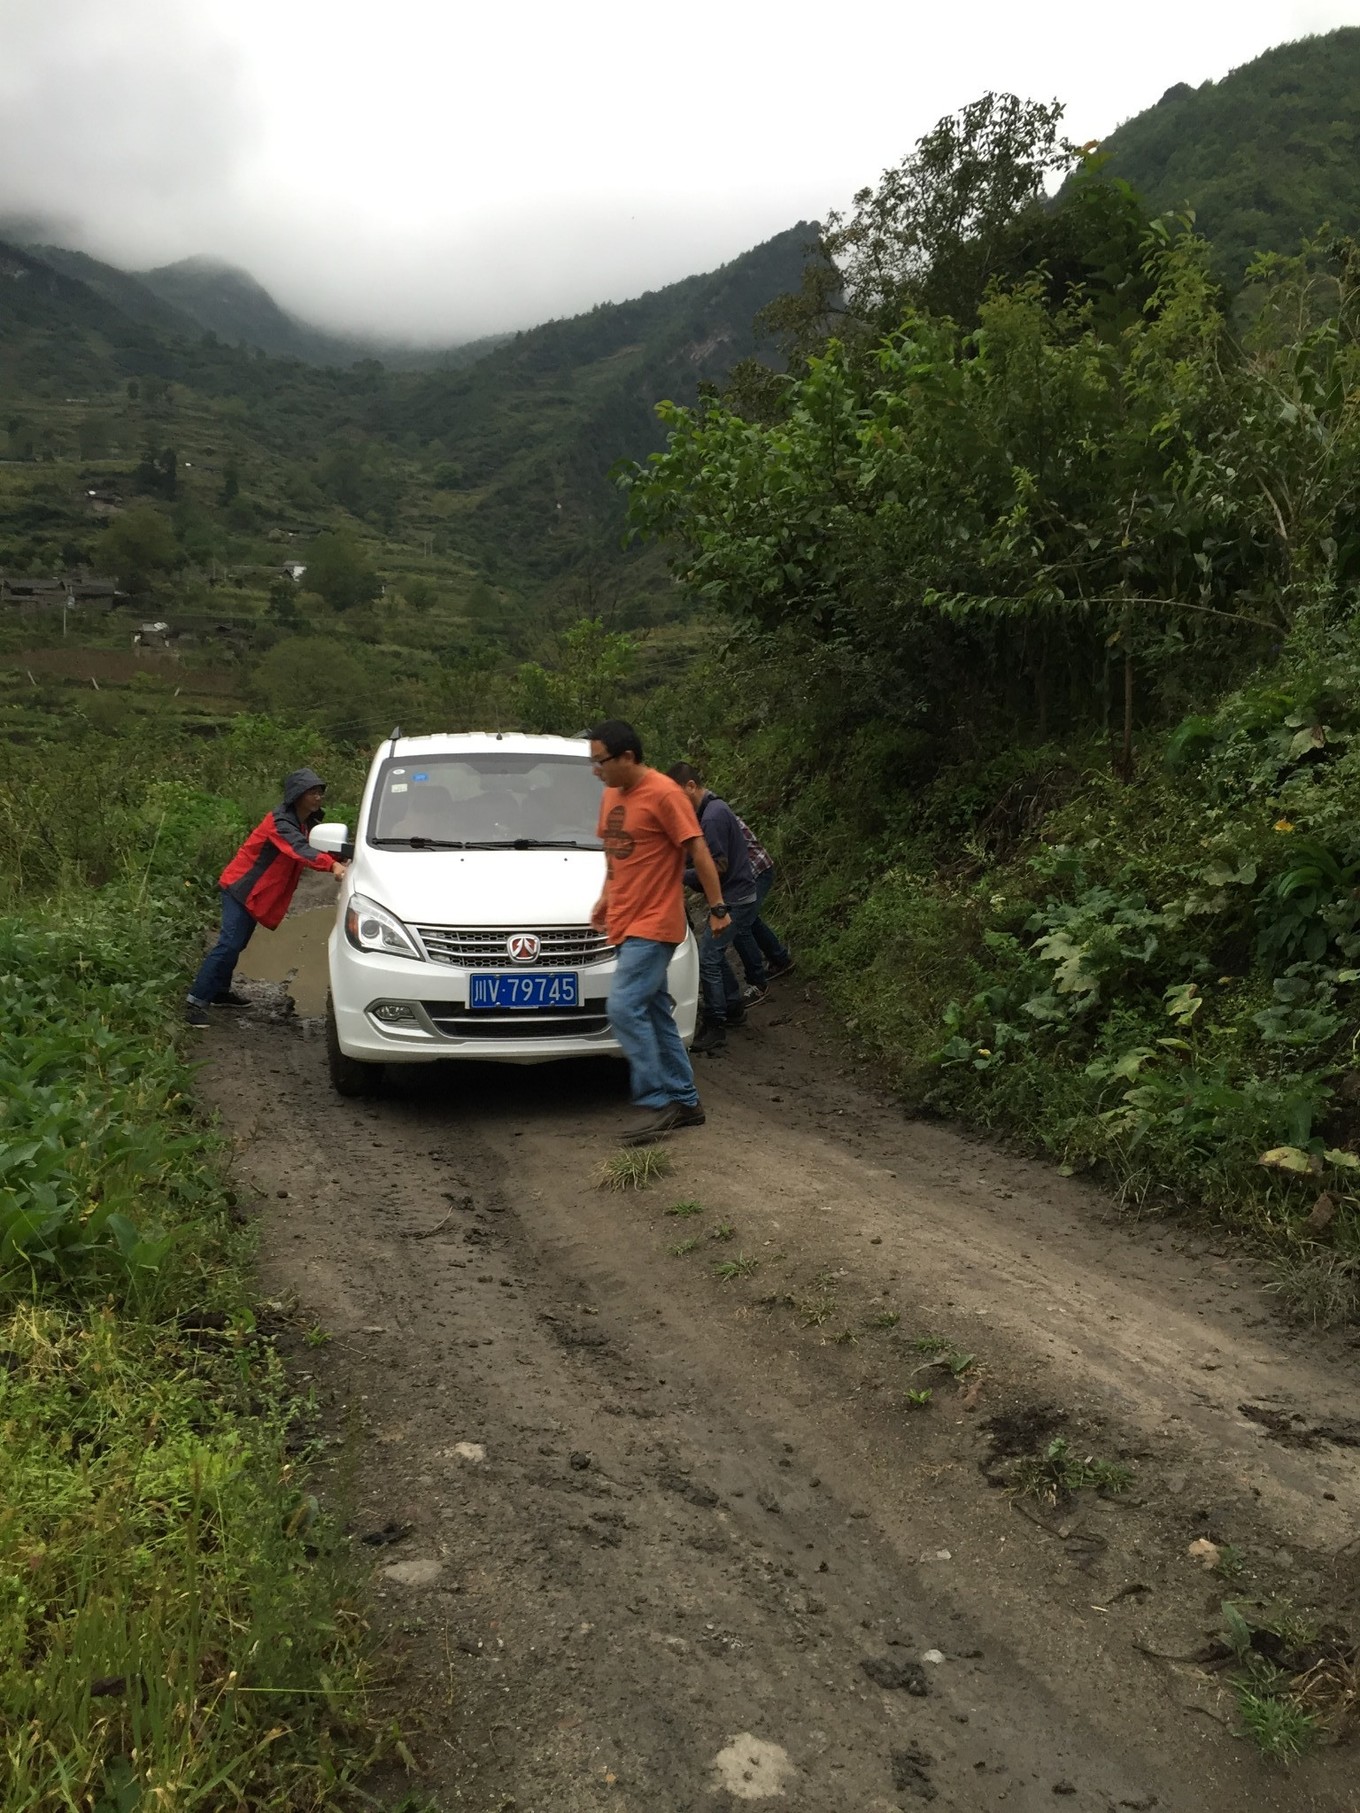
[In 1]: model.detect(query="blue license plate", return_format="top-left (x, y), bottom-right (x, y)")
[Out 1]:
top-left (469, 972), bottom-right (580, 1010)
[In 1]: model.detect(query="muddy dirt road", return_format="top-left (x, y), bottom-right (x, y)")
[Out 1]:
top-left (202, 902), bottom-right (1360, 1812)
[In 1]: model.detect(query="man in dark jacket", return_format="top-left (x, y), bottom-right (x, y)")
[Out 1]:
top-left (667, 763), bottom-right (759, 1054)
top-left (185, 768), bottom-right (346, 1026)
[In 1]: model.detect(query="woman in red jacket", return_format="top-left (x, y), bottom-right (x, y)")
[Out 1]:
top-left (186, 768), bottom-right (347, 1026)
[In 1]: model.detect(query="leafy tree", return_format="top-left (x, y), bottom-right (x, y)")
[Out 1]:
top-left (250, 637), bottom-right (374, 739)
top-left (302, 531), bottom-right (381, 612)
top-left (402, 576), bottom-right (439, 611)
top-left (100, 506), bottom-right (180, 594)
top-left (513, 617), bottom-right (636, 734)
top-left (626, 226), bottom-right (1360, 771)
top-left (760, 93), bottom-right (1076, 368)
top-left (316, 436), bottom-right (404, 530)
top-left (134, 444), bottom-right (178, 501)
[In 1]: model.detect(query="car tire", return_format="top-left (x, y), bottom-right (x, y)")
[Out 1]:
top-left (326, 994), bottom-right (382, 1097)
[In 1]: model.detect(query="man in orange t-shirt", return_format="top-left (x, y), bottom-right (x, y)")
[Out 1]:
top-left (590, 719), bottom-right (732, 1145)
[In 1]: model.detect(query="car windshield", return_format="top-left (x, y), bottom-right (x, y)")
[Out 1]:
top-left (367, 752), bottom-right (603, 848)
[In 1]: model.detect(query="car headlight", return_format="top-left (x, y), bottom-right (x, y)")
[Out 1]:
top-left (344, 893), bottom-right (424, 961)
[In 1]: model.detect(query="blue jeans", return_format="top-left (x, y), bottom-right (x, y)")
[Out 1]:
top-left (188, 889), bottom-right (256, 1005)
top-left (607, 937), bottom-right (699, 1110)
top-left (698, 895), bottom-right (760, 1025)
top-left (734, 868), bottom-right (791, 984)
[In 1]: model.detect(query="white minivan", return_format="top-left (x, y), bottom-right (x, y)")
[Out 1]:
top-left (311, 731), bottom-right (700, 1095)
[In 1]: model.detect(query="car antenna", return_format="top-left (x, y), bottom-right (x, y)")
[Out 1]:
top-left (388, 725), bottom-right (402, 754)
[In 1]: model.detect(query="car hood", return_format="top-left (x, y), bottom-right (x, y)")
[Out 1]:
top-left (350, 846), bottom-right (606, 926)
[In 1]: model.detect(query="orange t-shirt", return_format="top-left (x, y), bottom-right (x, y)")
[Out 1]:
top-left (596, 768), bottom-right (702, 946)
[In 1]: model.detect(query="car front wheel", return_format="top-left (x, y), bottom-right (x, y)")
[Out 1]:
top-left (326, 994), bottom-right (382, 1097)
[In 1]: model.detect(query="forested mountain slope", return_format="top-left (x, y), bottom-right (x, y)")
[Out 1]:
top-left (1094, 27), bottom-right (1360, 277)
top-left (379, 224), bottom-right (818, 575)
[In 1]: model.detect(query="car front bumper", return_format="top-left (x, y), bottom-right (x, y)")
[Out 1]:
top-left (327, 927), bottom-right (700, 1066)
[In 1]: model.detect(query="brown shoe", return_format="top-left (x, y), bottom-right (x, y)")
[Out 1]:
top-left (620, 1100), bottom-right (706, 1146)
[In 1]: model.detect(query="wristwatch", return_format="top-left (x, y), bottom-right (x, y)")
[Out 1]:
top-left (710, 902), bottom-right (730, 916)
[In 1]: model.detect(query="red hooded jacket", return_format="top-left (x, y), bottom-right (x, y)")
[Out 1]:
top-left (219, 767), bottom-right (337, 929)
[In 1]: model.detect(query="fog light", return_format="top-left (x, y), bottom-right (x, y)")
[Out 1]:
top-left (372, 1002), bottom-right (418, 1024)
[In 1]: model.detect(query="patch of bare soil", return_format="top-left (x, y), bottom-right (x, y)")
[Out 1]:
top-left (200, 908), bottom-right (1360, 1812)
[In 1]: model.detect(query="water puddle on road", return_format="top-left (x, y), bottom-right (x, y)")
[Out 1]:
top-left (236, 906), bottom-right (333, 1016)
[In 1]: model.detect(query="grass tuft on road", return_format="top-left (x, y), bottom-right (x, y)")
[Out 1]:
top-left (598, 1148), bottom-right (673, 1191)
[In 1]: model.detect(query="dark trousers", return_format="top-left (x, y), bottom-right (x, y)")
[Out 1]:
top-left (698, 896), bottom-right (760, 1025)
top-left (188, 889), bottom-right (256, 1005)
top-left (735, 868), bottom-right (791, 984)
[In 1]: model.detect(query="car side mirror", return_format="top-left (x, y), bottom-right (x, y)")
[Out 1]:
top-left (310, 821), bottom-right (352, 860)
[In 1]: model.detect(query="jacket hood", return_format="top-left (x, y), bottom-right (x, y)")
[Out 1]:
top-left (282, 768), bottom-right (327, 807)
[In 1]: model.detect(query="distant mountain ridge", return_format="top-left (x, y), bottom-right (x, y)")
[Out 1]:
top-left (1, 232), bottom-right (501, 369)
top-left (1092, 27), bottom-right (1360, 278)
top-left (135, 254), bottom-right (355, 363)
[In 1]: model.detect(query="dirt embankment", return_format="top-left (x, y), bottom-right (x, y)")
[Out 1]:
top-left (201, 905), bottom-right (1359, 1812)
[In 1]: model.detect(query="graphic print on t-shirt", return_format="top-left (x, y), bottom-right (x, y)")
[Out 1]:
top-left (602, 804), bottom-right (636, 863)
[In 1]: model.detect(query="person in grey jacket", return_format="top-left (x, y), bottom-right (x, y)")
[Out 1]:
top-left (667, 763), bottom-right (758, 1053)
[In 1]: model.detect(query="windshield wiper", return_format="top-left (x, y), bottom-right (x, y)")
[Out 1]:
top-left (473, 838), bottom-right (602, 850)
top-left (370, 836), bottom-right (474, 850)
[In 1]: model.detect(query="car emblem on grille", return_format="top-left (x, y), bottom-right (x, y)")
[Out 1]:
top-left (506, 932), bottom-right (541, 963)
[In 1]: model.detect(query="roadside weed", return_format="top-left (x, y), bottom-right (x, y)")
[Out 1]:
top-left (910, 1340), bottom-right (978, 1379)
top-left (1011, 1436), bottom-right (1133, 1504)
top-left (1236, 1687), bottom-right (1319, 1760)
top-left (1214, 1542), bottom-right (1247, 1580)
top-left (1216, 1600), bottom-right (1352, 1761)
top-left (905, 1388), bottom-right (933, 1408)
top-left (800, 1273), bottom-right (840, 1326)
top-left (709, 1221), bottom-right (736, 1241)
top-left (665, 1199), bottom-right (705, 1217)
top-left (304, 1322), bottom-right (333, 1347)
top-left (598, 1147), bottom-right (674, 1191)
top-left (713, 1253), bottom-right (759, 1282)
top-left (670, 1236), bottom-right (701, 1256)
top-left (870, 1309), bottom-right (901, 1329)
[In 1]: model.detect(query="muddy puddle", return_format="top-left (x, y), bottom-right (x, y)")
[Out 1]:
top-left (236, 904), bottom-right (332, 1015)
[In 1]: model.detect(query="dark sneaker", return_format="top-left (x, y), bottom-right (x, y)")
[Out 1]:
top-left (727, 1006), bottom-right (748, 1028)
top-left (766, 956), bottom-right (796, 980)
top-left (185, 1000), bottom-right (211, 1028)
top-left (213, 990), bottom-right (251, 1007)
top-left (621, 1101), bottom-right (706, 1146)
top-left (742, 984), bottom-right (769, 1006)
top-left (691, 1019), bottom-right (727, 1055)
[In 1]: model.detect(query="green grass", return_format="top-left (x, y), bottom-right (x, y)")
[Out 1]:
top-left (708, 1221), bottom-right (736, 1242)
top-left (669, 1237), bottom-right (701, 1257)
top-left (712, 1253), bottom-right (759, 1282)
top-left (1236, 1686), bottom-right (1320, 1760)
top-left (597, 1147), bottom-right (673, 1191)
top-left (664, 1199), bottom-right (705, 1217)
top-left (1010, 1436), bottom-right (1134, 1505)
top-left (0, 725), bottom-right (385, 1809)
top-left (1218, 1600), bottom-right (1338, 1762)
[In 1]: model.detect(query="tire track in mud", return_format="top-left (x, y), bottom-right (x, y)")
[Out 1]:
top-left (199, 958), bottom-right (1358, 1813)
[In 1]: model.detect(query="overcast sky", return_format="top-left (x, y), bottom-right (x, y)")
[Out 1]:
top-left (2, 0), bottom-right (1356, 344)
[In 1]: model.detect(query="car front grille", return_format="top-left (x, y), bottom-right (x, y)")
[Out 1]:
top-left (421, 1001), bottom-right (611, 1040)
top-left (412, 925), bottom-right (614, 968)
